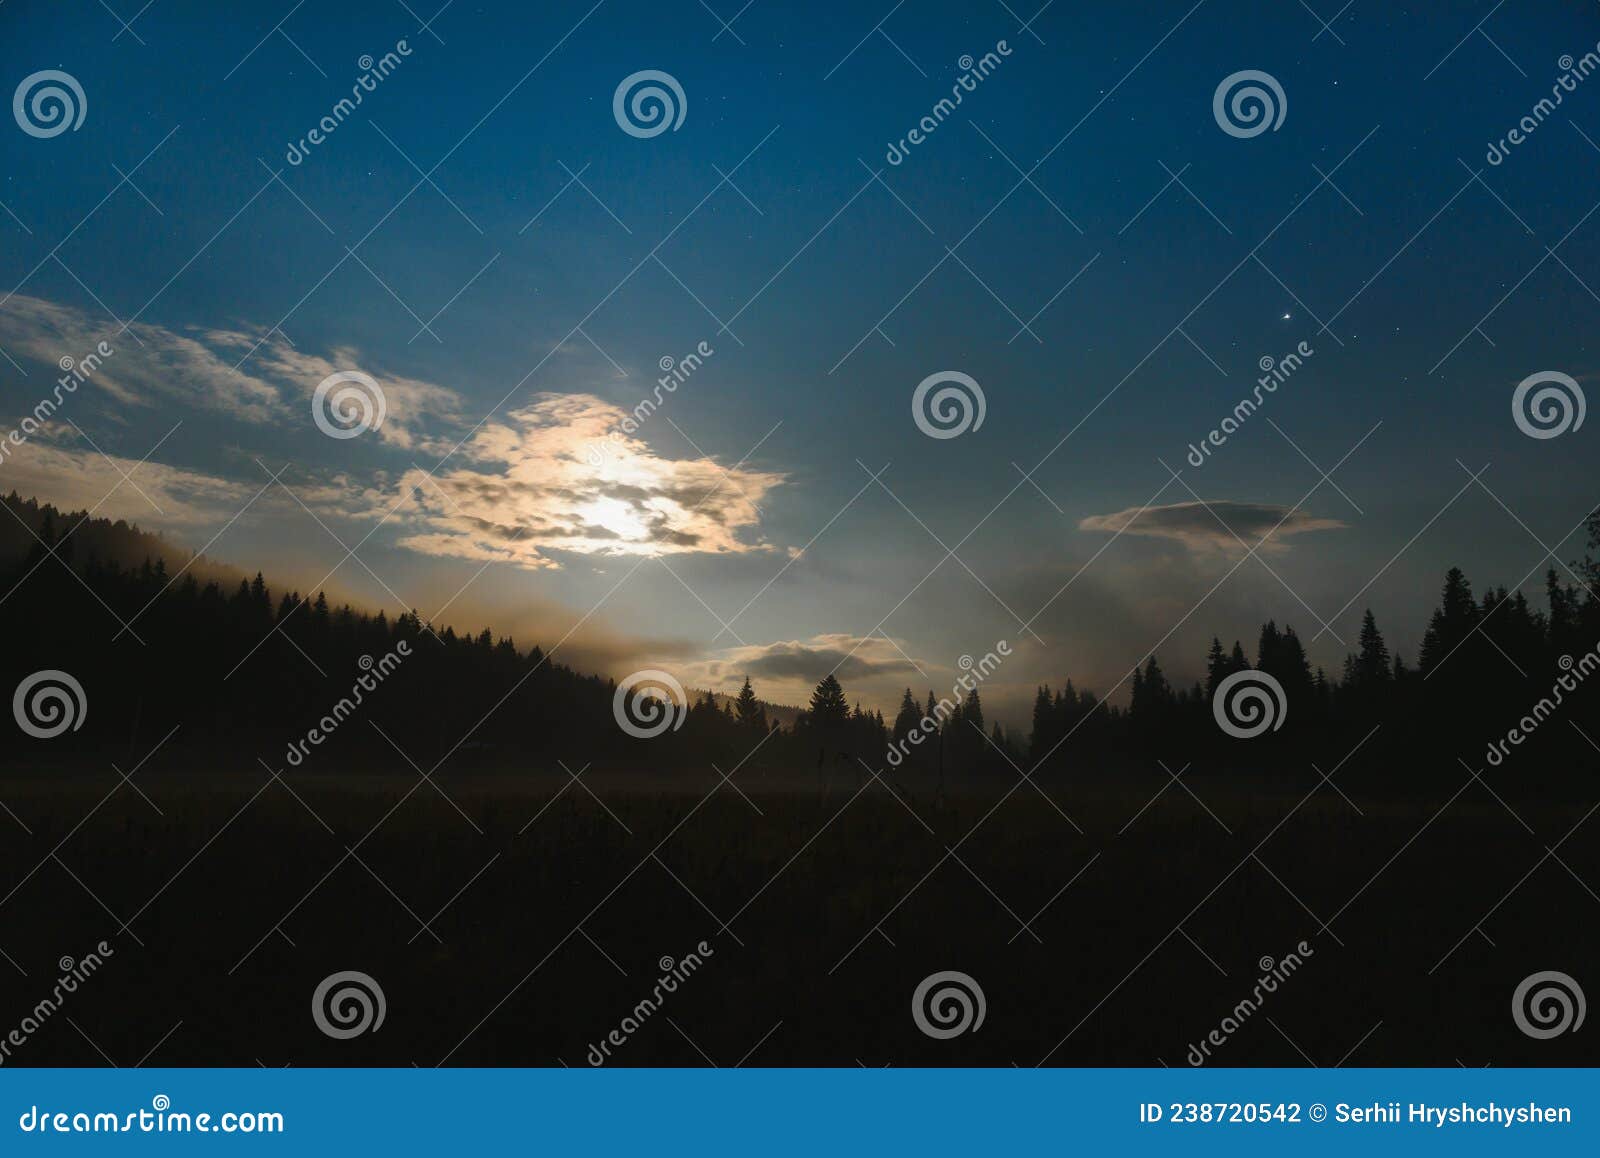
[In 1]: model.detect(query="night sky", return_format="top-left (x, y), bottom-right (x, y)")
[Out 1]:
top-left (3, 0), bottom-right (1597, 721)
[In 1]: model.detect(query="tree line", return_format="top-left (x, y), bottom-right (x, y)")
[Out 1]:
top-left (5, 494), bottom-right (1599, 784)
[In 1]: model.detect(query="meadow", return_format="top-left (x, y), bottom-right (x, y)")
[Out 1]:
top-left (3, 757), bottom-right (1594, 1068)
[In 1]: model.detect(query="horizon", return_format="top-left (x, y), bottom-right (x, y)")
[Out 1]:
top-left (4, 2), bottom-right (1598, 728)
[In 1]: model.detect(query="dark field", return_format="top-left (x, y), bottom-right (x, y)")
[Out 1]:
top-left (3, 756), bottom-right (1596, 1068)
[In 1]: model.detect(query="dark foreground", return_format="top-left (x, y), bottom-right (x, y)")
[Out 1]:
top-left (1, 758), bottom-right (1595, 1068)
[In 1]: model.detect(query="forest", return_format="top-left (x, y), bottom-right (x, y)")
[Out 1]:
top-left (5, 492), bottom-right (1599, 791)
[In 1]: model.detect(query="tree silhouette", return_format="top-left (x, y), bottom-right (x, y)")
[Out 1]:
top-left (734, 675), bottom-right (767, 732)
top-left (6, 491), bottom-right (1600, 787)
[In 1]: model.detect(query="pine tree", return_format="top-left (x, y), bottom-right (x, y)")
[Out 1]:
top-left (1228, 641), bottom-right (1250, 675)
top-left (1030, 685), bottom-right (1054, 759)
top-left (1205, 637), bottom-right (1228, 694)
top-left (1256, 620), bottom-right (1284, 676)
top-left (963, 688), bottom-right (984, 735)
top-left (734, 676), bottom-right (766, 730)
top-left (893, 688), bottom-right (920, 741)
top-left (808, 673), bottom-right (849, 727)
top-left (1354, 609), bottom-right (1391, 687)
top-left (1418, 567), bottom-right (1477, 673)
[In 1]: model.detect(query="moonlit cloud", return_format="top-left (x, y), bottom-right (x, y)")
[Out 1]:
top-left (0, 298), bottom-right (791, 572)
top-left (0, 294), bottom-right (463, 449)
top-left (389, 393), bottom-right (787, 569)
top-left (1078, 500), bottom-right (1346, 553)
top-left (0, 442), bottom-right (254, 526)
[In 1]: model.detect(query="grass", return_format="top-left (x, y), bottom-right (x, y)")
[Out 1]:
top-left (1, 758), bottom-right (1596, 1067)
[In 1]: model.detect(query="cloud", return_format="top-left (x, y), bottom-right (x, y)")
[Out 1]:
top-left (0, 442), bottom-right (254, 526)
top-left (681, 633), bottom-right (924, 694)
top-left (0, 297), bottom-right (791, 570)
top-left (0, 294), bottom-right (281, 423)
top-left (0, 294), bottom-right (463, 449)
top-left (1078, 500), bottom-right (1345, 553)
top-left (388, 393), bottom-right (787, 569)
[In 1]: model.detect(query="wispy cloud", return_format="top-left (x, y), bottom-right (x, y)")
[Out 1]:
top-left (0, 293), bottom-right (463, 449)
top-left (0, 441), bottom-right (254, 526)
top-left (1078, 500), bottom-right (1345, 553)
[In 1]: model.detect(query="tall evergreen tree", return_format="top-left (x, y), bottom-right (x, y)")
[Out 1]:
top-left (1418, 567), bottom-right (1477, 673)
top-left (1353, 609), bottom-right (1391, 687)
top-left (734, 676), bottom-right (766, 730)
top-left (893, 688), bottom-right (920, 741)
top-left (1205, 637), bottom-right (1228, 694)
top-left (808, 673), bottom-right (850, 728)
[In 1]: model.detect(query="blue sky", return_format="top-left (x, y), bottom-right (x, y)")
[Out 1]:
top-left (3, 0), bottom-right (1598, 721)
